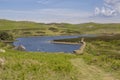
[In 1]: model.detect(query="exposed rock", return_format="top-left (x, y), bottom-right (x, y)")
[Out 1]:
top-left (0, 58), bottom-right (5, 67)
top-left (14, 45), bottom-right (26, 51)
top-left (0, 49), bottom-right (6, 53)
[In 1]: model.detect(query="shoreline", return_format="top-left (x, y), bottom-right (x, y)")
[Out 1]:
top-left (1, 40), bottom-right (14, 43)
top-left (50, 41), bottom-right (80, 45)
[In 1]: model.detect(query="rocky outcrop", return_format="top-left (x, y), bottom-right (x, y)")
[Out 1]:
top-left (73, 38), bottom-right (86, 54)
top-left (0, 49), bottom-right (6, 53)
top-left (14, 45), bottom-right (26, 51)
top-left (0, 58), bottom-right (5, 67)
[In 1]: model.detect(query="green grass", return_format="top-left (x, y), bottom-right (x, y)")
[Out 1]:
top-left (0, 49), bottom-right (119, 80)
top-left (54, 35), bottom-right (120, 79)
top-left (54, 34), bottom-right (120, 42)
top-left (82, 40), bottom-right (120, 79)
top-left (0, 50), bottom-right (79, 80)
top-left (0, 19), bottom-right (120, 37)
top-left (0, 37), bottom-right (120, 80)
top-left (0, 19), bottom-right (120, 80)
top-left (71, 58), bottom-right (118, 80)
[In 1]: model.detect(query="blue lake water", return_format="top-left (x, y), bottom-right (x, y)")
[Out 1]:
top-left (13, 35), bottom-right (96, 53)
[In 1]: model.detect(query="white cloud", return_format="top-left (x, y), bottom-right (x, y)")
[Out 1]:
top-left (95, 0), bottom-right (120, 17)
top-left (0, 9), bottom-right (92, 23)
top-left (37, 0), bottom-right (49, 4)
top-left (95, 7), bottom-right (116, 16)
top-left (104, 0), bottom-right (120, 12)
top-left (95, 7), bottom-right (100, 15)
top-left (0, 9), bottom-right (91, 18)
top-left (1, 9), bottom-right (120, 23)
top-left (39, 9), bottom-right (92, 18)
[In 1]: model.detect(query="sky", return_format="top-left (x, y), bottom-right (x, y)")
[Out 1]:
top-left (0, 0), bottom-right (120, 23)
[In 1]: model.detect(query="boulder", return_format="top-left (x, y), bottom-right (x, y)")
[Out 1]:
top-left (0, 58), bottom-right (5, 67)
top-left (0, 49), bottom-right (6, 53)
top-left (15, 45), bottom-right (26, 51)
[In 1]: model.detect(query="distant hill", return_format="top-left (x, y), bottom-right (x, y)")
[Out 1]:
top-left (0, 19), bottom-right (120, 37)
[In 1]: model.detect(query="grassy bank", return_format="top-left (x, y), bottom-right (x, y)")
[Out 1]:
top-left (0, 19), bottom-right (120, 37)
top-left (0, 50), bottom-right (78, 80)
top-left (0, 35), bottom-right (120, 80)
top-left (54, 34), bottom-right (120, 79)
top-left (54, 34), bottom-right (120, 42)
top-left (83, 40), bottom-right (120, 79)
top-left (0, 46), bottom-right (120, 80)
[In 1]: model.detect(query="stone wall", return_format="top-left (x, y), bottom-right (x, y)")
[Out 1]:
top-left (73, 38), bottom-right (86, 54)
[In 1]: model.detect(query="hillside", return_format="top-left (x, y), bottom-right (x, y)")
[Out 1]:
top-left (0, 19), bottom-right (120, 37)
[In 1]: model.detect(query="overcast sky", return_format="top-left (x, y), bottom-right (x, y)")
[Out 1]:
top-left (0, 0), bottom-right (120, 23)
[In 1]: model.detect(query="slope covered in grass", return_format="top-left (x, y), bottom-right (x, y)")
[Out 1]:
top-left (0, 50), bottom-right (118, 80)
top-left (0, 50), bottom-right (78, 80)
top-left (0, 37), bottom-right (120, 80)
top-left (54, 34), bottom-right (120, 79)
top-left (71, 58), bottom-right (117, 80)
top-left (0, 19), bottom-right (120, 37)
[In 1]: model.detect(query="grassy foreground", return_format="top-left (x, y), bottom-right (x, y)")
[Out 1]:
top-left (0, 38), bottom-right (120, 80)
top-left (0, 50), bottom-right (77, 80)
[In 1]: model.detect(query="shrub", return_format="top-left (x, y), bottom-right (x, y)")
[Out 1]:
top-left (0, 31), bottom-right (13, 40)
top-left (48, 27), bottom-right (59, 32)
